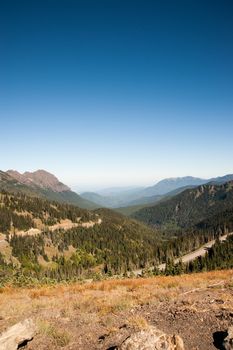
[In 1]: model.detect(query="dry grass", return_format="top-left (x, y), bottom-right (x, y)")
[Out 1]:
top-left (38, 320), bottom-right (71, 347)
top-left (127, 315), bottom-right (149, 330)
top-left (0, 270), bottom-right (233, 298)
top-left (0, 270), bottom-right (232, 349)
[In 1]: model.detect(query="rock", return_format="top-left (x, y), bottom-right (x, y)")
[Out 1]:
top-left (223, 326), bottom-right (233, 350)
top-left (119, 326), bottom-right (184, 350)
top-left (0, 318), bottom-right (36, 350)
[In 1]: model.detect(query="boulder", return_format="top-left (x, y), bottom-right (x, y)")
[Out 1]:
top-left (0, 318), bottom-right (36, 350)
top-left (223, 326), bottom-right (233, 350)
top-left (119, 326), bottom-right (184, 350)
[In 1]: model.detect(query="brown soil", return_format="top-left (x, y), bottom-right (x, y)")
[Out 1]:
top-left (0, 270), bottom-right (232, 350)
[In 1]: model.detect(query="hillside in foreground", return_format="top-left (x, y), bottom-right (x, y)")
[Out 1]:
top-left (0, 270), bottom-right (232, 349)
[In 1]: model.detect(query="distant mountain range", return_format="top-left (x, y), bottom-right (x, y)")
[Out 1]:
top-left (138, 176), bottom-right (207, 197)
top-left (0, 170), bottom-right (98, 209)
top-left (81, 174), bottom-right (233, 209)
top-left (1, 169), bottom-right (233, 213)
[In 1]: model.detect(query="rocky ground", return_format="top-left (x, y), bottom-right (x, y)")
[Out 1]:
top-left (0, 270), bottom-right (233, 349)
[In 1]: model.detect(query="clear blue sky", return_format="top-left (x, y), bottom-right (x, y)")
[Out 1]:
top-left (1, 0), bottom-right (233, 191)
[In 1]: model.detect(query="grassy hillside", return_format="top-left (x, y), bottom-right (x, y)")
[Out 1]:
top-left (1, 270), bottom-right (232, 350)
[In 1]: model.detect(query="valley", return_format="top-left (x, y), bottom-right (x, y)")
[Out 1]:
top-left (0, 190), bottom-right (163, 283)
top-left (1, 170), bottom-right (233, 284)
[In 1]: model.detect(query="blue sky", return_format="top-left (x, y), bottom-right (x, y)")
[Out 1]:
top-left (1, 0), bottom-right (233, 191)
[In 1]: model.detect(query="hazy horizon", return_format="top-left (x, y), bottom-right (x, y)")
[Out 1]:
top-left (41, 171), bottom-right (233, 193)
top-left (2, 167), bottom-right (233, 193)
top-left (1, 0), bottom-right (233, 190)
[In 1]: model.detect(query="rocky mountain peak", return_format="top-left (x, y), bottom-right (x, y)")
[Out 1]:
top-left (6, 169), bottom-right (70, 192)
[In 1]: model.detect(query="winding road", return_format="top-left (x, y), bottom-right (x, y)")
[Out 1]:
top-left (134, 232), bottom-right (233, 275)
top-left (1, 232), bottom-right (232, 278)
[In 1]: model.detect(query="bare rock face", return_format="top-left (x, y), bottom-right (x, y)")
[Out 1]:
top-left (5, 170), bottom-right (27, 184)
top-left (7, 169), bottom-right (70, 192)
top-left (0, 318), bottom-right (36, 350)
top-left (223, 326), bottom-right (233, 350)
top-left (119, 326), bottom-right (184, 350)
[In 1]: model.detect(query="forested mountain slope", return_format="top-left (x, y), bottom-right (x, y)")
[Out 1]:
top-left (0, 191), bottom-right (162, 282)
top-left (115, 186), bottom-right (199, 216)
top-left (132, 181), bottom-right (233, 231)
top-left (1, 188), bottom-right (233, 286)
